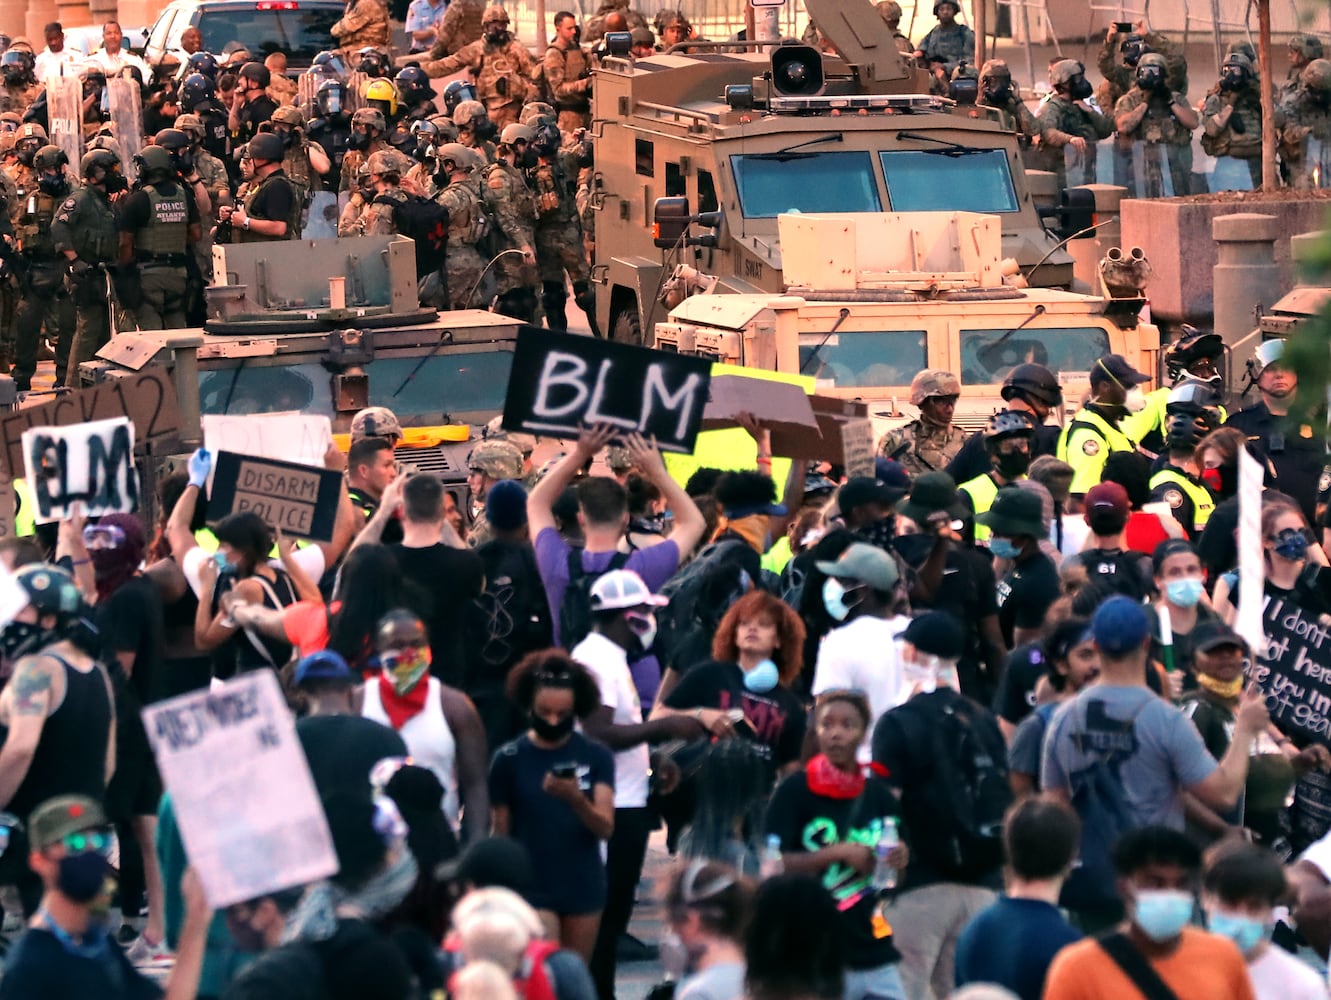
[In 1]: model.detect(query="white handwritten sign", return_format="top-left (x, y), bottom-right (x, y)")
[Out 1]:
top-left (1248, 593), bottom-right (1331, 744)
top-left (21, 416), bottom-right (138, 524)
top-left (501, 327), bottom-right (713, 453)
top-left (203, 413), bottom-right (332, 468)
top-left (142, 671), bottom-right (338, 908)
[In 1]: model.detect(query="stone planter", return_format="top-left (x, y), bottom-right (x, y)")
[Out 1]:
top-left (1120, 190), bottom-right (1331, 327)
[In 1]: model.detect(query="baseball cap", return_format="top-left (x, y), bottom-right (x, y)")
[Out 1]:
top-left (351, 406), bottom-right (403, 442)
top-left (29, 795), bottom-right (108, 851)
top-left (1090, 595), bottom-right (1151, 656)
top-left (1091, 354), bottom-right (1151, 386)
top-left (1085, 481), bottom-right (1130, 519)
top-left (294, 649), bottom-right (354, 686)
top-left (875, 458), bottom-right (911, 498)
top-left (815, 542), bottom-right (900, 593)
top-left (485, 479), bottom-right (529, 532)
top-left (1191, 620), bottom-right (1249, 654)
top-left (441, 835), bottom-right (535, 893)
top-left (897, 611), bottom-right (966, 660)
top-left (588, 569), bottom-right (668, 611)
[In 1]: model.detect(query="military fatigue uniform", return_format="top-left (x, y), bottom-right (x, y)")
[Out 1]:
top-left (878, 420), bottom-right (967, 477)
top-left (1278, 89), bottom-right (1331, 189)
top-left (354, 185), bottom-right (408, 236)
top-left (50, 185), bottom-right (118, 386)
top-left (1094, 32), bottom-right (1187, 112)
top-left (267, 76), bottom-right (298, 107)
top-left (917, 22), bottom-right (976, 78)
top-left (584, 1), bottom-right (647, 42)
top-left (1201, 85), bottom-right (1264, 186)
top-left (530, 149), bottom-right (588, 328)
top-left (12, 182), bottom-right (75, 388)
top-left (435, 174), bottom-right (486, 309)
top-left (484, 159), bottom-right (538, 321)
top-left (460, 136), bottom-right (498, 164)
top-left (337, 192), bottom-right (368, 236)
top-left (979, 93), bottom-right (1038, 146)
top-left (544, 37), bottom-right (593, 133)
top-left (339, 144), bottom-right (412, 194)
top-left (424, 0), bottom-right (486, 57)
top-left (405, 161), bottom-right (439, 199)
top-left (420, 37), bottom-right (536, 128)
top-left (190, 149), bottom-right (229, 287)
top-left (0, 81), bottom-right (40, 114)
top-left (1113, 86), bottom-right (1195, 195)
top-left (281, 138), bottom-right (319, 211)
top-left (331, 0), bottom-right (391, 53)
top-left (126, 180), bottom-right (195, 330)
top-left (1036, 95), bottom-right (1115, 188)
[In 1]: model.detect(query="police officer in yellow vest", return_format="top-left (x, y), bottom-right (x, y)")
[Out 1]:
top-left (118, 145), bottom-right (201, 330)
top-left (1057, 353), bottom-right (1151, 496)
top-left (1123, 327), bottom-right (1227, 454)
top-left (960, 410), bottom-right (1035, 546)
top-left (1148, 382), bottom-right (1220, 540)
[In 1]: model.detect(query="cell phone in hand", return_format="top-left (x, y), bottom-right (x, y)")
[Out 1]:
top-left (1114, 21), bottom-right (1134, 32)
top-left (550, 763), bottom-right (579, 779)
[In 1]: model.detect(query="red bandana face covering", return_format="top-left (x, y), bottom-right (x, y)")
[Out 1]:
top-left (805, 753), bottom-right (867, 799)
top-left (377, 646), bottom-right (432, 729)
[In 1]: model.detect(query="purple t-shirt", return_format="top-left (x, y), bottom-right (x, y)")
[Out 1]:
top-left (534, 527), bottom-right (681, 705)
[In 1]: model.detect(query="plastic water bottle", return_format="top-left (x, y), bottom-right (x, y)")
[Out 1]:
top-left (759, 834), bottom-right (783, 879)
top-left (872, 818), bottom-right (899, 891)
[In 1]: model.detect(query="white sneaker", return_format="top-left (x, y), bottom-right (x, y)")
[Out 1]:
top-left (125, 933), bottom-right (174, 968)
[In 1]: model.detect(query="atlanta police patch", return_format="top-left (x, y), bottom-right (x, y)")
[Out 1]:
top-left (1164, 489), bottom-right (1184, 510)
top-left (1082, 438), bottom-right (1100, 456)
top-left (60, 198), bottom-right (76, 211)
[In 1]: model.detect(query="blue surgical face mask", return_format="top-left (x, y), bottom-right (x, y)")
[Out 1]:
top-left (213, 551), bottom-right (234, 572)
top-left (989, 537), bottom-right (1021, 560)
top-left (1133, 889), bottom-right (1194, 942)
top-left (744, 658), bottom-right (780, 693)
top-left (1165, 577), bottom-right (1204, 608)
top-left (822, 578), bottom-right (859, 622)
top-left (1272, 528), bottom-right (1310, 562)
top-left (1207, 909), bottom-right (1270, 954)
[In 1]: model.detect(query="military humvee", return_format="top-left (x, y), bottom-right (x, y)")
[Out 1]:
top-left (589, 0), bottom-right (1072, 344)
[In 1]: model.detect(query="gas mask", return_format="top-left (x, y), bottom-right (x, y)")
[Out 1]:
top-left (1220, 67), bottom-right (1246, 91)
top-left (485, 28), bottom-right (510, 46)
top-left (994, 447), bottom-right (1031, 479)
top-left (15, 141), bottom-right (37, 167)
top-left (472, 116), bottom-right (498, 142)
top-left (37, 170), bottom-right (66, 195)
top-left (1121, 41), bottom-right (1146, 67)
top-left (517, 144), bottom-right (538, 169)
top-left (347, 128), bottom-right (370, 151)
top-left (1068, 74), bottom-right (1093, 100)
top-left (983, 80), bottom-right (1011, 103)
top-left (1137, 67), bottom-right (1165, 90)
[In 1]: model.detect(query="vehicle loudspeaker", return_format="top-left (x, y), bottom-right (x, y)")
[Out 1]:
top-left (770, 45), bottom-right (825, 97)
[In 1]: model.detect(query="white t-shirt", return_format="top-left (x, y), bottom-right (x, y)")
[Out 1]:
top-left (1248, 945), bottom-right (1328, 1000)
top-left (182, 545), bottom-right (327, 599)
top-left (571, 631), bottom-right (650, 809)
top-left (811, 614), bottom-right (910, 762)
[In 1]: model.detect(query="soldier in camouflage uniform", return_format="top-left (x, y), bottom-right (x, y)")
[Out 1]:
top-left (878, 370), bottom-right (968, 476)
top-left (404, 117), bottom-right (458, 196)
top-left (1281, 33), bottom-right (1325, 103)
top-left (12, 145), bottom-right (74, 390)
top-left (1036, 59), bottom-right (1114, 190)
top-left (527, 120), bottom-right (596, 334)
top-left (1113, 53), bottom-right (1198, 196)
top-left (485, 123), bottom-right (539, 323)
top-left (1201, 53), bottom-right (1264, 187)
top-left (466, 438), bottom-right (524, 547)
top-left (6, 123), bottom-right (46, 200)
top-left (584, 0), bottom-right (648, 43)
top-left (414, 7), bottom-right (535, 129)
top-left (1095, 24), bottom-right (1187, 114)
top-left (338, 158), bottom-right (376, 235)
top-left (432, 142), bottom-right (487, 309)
top-left (0, 50), bottom-right (40, 114)
top-left (53, 148), bottom-right (124, 386)
top-left (331, 0), bottom-right (391, 56)
top-left (914, 1), bottom-right (975, 94)
top-left (339, 107), bottom-right (400, 193)
top-left (175, 114), bottom-right (230, 288)
top-left (978, 60), bottom-right (1037, 147)
top-left (271, 105), bottom-right (333, 219)
top-left (544, 12), bottom-right (593, 133)
top-left (876, 2), bottom-right (915, 56)
top-left (454, 99), bottom-right (498, 163)
top-left (1278, 59), bottom-right (1331, 190)
top-left (345, 149), bottom-right (409, 236)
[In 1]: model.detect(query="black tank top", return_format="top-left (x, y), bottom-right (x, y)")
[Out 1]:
top-left (9, 652), bottom-right (113, 820)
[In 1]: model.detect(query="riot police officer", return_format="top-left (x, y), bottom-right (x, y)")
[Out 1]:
top-left (395, 65), bottom-right (439, 121)
top-left (1201, 53), bottom-right (1264, 187)
top-left (230, 62), bottom-right (278, 146)
top-left (118, 145), bottom-right (200, 331)
top-left (960, 410), bottom-right (1036, 546)
top-left (12, 144), bottom-right (74, 389)
top-left (7, 122), bottom-right (47, 196)
top-left (1124, 327), bottom-right (1226, 453)
top-left (53, 148), bottom-right (124, 386)
top-left (307, 78), bottom-right (353, 177)
top-left (220, 132), bottom-right (300, 242)
top-left (180, 72), bottom-right (231, 176)
top-left (432, 142), bottom-right (486, 309)
top-left (0, 49), bottom-right (39, 113)
top-left (485, 122), bottom-right (538, 322)
top-left (528, 119), bottom-right (595, 333)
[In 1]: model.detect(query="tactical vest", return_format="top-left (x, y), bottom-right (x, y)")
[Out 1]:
top-left (240, 170), bottom-right (301, 242)
top-left (136, 183), bottom-right (190, 257)
top-left (959, 472), bottom-right (1001, 545)
top-left (533, 160), bottom-right (577, 225)
top-left (1150, 467), bottom-right (1215, 532)
top-left (440, 178), bottom-right (479, 246)
top-left (67, 188), bottom-right (119, 263)
top-left (283, 141), bottom-right (312, 202)
top-left (16, 188), bottom-right (63, 258)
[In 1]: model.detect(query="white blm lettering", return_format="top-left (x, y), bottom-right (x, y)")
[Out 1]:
top-left (529, 351), bottom-right (700, 439)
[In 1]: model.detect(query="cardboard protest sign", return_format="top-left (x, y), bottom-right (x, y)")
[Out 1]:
top-left (502, 327), bottom-right (712, 454)
top-left (0, 369), bottom-right (179, 476)
top-left (702, 375), bottom-right (821, 448)
top-left (143, 671), bottom-right (338, 909)
top-left (1247, 592), bottom-right (1331, 744)
top-left (22, 417), bottom-right (138, 524)
top-left (839, 418), bottom-right (877, 478)
top-left (208, 451), bottom-right (343, 541)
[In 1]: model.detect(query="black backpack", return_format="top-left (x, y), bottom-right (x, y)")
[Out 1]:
top-left (894, 690), bottom-right (1012, 881)
top-left (654, 538), bottom-right (764, 667)
top-left (380, 193), bottom-right (450, 278)
top-left (468, 541), bottom-right (553, 682)
top-left (559, 548), bottom-right (630, 651)
top-left (1074, 548), bottom-right (1153, 602)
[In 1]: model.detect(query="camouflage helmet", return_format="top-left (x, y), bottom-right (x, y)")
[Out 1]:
top-left (366, 149), bottom-right (402, 178)
top-left (1227, 40), bottom-right (1257, 63)
top-left (876, 1), bottom-right (903, 22)
top-left (909, 369), bottom-right (961, 405)
top-left (1049, 59), bottom-right (1084, 87)
top-left (499, 122), bottom-right (534, 147)
top-left (1223, 51), bottom-right (1253, 72)
top-left (482, 4), bottom-right (509, 24)
top-left (17, 121), bottom-right (46, 143)
top-left (1302, 58), bottom-right (1331, 93)
top-left (351, 106), bottom-right (386, 131)
top-left (32, 144), bottom-right (66, 172)
top-left (1137, 52), bottom-right (1167, 72)
top-left (435, 142), bottom-right (474, 172)
top-left (453, 98), bottom-right (486, 127)
top-left (467, 439), bottom-right (523, 479)
top-left (979, 59), bottom-right (1010, 81)
top-left (483, 415), bottom-right (536, 456)
top-left (425, 113), bottom-right (460, 141)
top-left (519, 101), bottom-right (556, 125)
top-left (174, 113), bottom-right (206, 139)
top-left (1289, 32), bottom-right (1325, 62)
top-left (271, 104), bottom-right (305, 128)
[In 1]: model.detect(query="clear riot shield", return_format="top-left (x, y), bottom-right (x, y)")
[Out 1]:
top-left (297, 73), bottom-right (320, 112)
top-left (1208, 155), bottom-right (1256, 192)
top-left (46, 75), bottom-right (83, 177)
top-left (1126, 140), bottom-right (1182, 198)
top-left (1063, 141), bottom-right (1100, 187)
top-left (304, 191), bottom-right (339, 239)
top-left (107, 78), bottom-right (145, 184)
top-left (345, 71), bottom-right (368, 112)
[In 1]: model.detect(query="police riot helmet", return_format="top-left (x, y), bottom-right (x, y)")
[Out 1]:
top-left (34, 144), bottom-right (68, 194)
top-left (1001, 362), bottom-right (1062, 408)
top-left (238, 61), bottom-right (270, 88)
top-left (394, 66), bottom-right (432, 107)
top-left (356, 46), bottom-right (390, 77)
top-left (1163, 382), bottom-right (1221, 450)
top-left (134, 144), bottom-right (176, 183)
top-left (246, 130), bottom-right (286, 164)
top-left (983, 409), bottom-right (1035, 442)
top-left (154, 127), bottom-right (195, 173)
top-left (315, 78), bottom-right (346, 117)
top-left (184, 50), bottom-right (220, 80)
top-left (80, 146), bottom-right (121, 184)
top-left (442, 79), bottom-right (478, 114)
top-left (180, 72), bottom-right (216, 110)
top-left (364, 77), bottom-right (398, 118)
top-left (1, 48), bottom-right (33, 83)
top-left (1162, 326), bottom-right (1223, 382)
top-left (312, 50), bottom-right (346, 78)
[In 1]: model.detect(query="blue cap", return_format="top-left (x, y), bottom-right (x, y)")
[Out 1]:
top-left (1090, 596), bottom-right (1150, 656)
top-left (294, 649), bottom-right (354, 686)
top-left (485, 478), bottom-right (529, 532)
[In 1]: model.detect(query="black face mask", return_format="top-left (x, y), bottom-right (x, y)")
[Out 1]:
top-left (174, 150), bottom-right (195, 174)
top-left (530, 711), bottom-right (574, 743)
top-left (983, 82), bottom-right (1011, 103)
top-left (518, 146), bottom-right (538, 169)
top-left (995, 449), bottom-right (1031, 479)
top-left (1137, 69), bottom-right (1164, 90)
top-left (1220, 70), bottom-right (1245, 91)
top-left (37, 172), bottom-right (67, 195)
top-left (473, 118), bottom-right (497, 142)
top-left (347, 130), bottom-right (370, 150)
top-left (486, 29), bottom-right (510, 46)
top-left (103, 172), bottom-right (128, 193)
top-left (56, 850), bottom-right (108, 903)
top-left (1068, 75), bottom-right (1093, 100)
top-left (0, 620), bottom-right (46, 661)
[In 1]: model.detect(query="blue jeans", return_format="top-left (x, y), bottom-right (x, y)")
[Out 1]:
top-left (844, 962), bottom-right (907, 1000)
